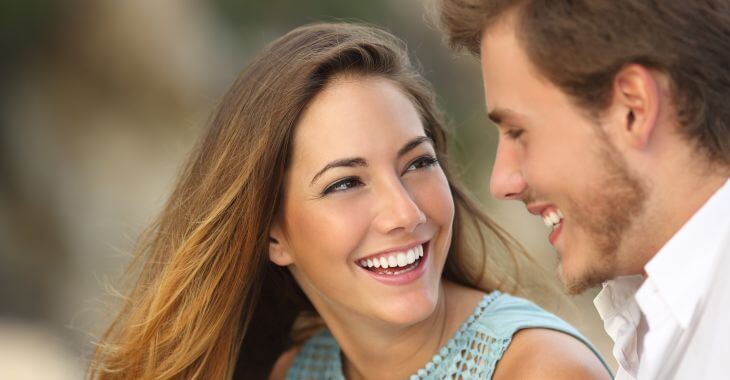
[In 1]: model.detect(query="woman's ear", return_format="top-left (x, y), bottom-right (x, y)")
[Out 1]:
top-left (268, 221), bottom-right (294, 266)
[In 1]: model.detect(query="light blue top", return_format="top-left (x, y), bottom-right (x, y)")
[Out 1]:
top-left (287, 291), bottom-right (612, 379)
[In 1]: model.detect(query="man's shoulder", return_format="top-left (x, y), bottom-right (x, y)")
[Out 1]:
top-left (670, 247), bottom-right (730, 377)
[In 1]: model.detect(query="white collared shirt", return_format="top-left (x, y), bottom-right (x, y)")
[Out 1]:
top-left (594, 179), bottom-right (730, 380)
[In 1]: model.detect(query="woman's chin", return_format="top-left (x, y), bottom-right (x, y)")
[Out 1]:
top-left (369, 293), bottom-right (439, 326)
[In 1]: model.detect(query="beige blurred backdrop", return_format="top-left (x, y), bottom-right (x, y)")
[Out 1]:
top-left (0, 0), bottom-right (615, 378)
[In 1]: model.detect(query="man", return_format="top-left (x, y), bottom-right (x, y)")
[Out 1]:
top-left (437, 1), bottom-right (730, 379)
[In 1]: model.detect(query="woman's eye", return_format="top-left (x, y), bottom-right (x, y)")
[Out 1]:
top-left (406, 155), bottom-right (439, 172)
top-left (323, 177), bottom-right (363, 195)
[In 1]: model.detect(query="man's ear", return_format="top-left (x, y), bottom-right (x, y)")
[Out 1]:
top-left (608, 64), bottom-right (661, 150)
top-left (268, 221), bottom-right (293, 267)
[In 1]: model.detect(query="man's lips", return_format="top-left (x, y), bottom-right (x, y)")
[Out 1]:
top-left (548, 219), bottom-right (563, 245)
top-left (526, 203), bottom-right (564, 244)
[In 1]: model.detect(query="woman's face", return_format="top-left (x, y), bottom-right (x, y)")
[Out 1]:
top-left (269, 75), bottom-right (455, 326)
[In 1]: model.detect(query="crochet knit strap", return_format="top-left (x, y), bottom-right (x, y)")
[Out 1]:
top-left (287, 292), bottom-right (611, 379)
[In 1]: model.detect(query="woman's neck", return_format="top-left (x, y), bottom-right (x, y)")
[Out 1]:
top-left (317, 281), bottom-right (485, 380)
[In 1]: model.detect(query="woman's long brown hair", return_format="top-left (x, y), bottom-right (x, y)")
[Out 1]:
top-left (89, 23), bottom-right (528, 379)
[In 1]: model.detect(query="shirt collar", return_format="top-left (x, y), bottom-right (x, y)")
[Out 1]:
top-left (594, 275), bottom-right (645, 376)
top-left (639, 179), bottom-right (730, 328)
top-left (594, 275), bottom-right (645, 322)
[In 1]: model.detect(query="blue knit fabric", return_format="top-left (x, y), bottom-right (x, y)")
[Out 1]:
top-left (287, 291), bottom-right (612, 379)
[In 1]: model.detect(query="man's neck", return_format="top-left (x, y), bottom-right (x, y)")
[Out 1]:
top-left (638, 165), bottom-right (727, 272)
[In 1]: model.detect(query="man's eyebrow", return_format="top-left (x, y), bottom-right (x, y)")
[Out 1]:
top-left (487, 107), bottom-right (524, 126)
top-left (309, 136), bottom-right (434, 186)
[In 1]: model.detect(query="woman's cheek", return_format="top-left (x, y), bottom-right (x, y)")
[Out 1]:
top-left (292, 195), bottom-right (373, 263)
top-left (409, 171), bottom-right (455, 225)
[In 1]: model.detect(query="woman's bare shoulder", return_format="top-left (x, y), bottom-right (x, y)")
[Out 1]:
top-left (492, 328), bottom-right (611, 380)
top-left (268, 346), bottom-right (301, 380)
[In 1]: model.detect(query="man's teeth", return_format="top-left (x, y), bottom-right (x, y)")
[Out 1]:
top-left (358, 244), bottom-right (424, 269)
top-left (542, 210), bottom-right (563, 227)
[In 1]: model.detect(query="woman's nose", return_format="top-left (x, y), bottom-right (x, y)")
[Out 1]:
top-left (373, 180), bottom-right (426, 234)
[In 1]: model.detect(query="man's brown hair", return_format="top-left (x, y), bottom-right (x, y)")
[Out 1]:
top-left (439, 0), bottom-right (730, 167)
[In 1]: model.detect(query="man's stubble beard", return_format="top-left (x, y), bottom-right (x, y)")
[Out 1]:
top-left (560, 136), bottom-right (648, 295)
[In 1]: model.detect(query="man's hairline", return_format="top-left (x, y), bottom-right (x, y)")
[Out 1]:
top-left (478, 10), bottom-right (607, 130)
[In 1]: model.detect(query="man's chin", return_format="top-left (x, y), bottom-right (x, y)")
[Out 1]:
top-left (558, 263), bottom-right (610, 295)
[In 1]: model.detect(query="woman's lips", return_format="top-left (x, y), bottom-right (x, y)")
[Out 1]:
top-left (357, 242), bottom-right (430, 285)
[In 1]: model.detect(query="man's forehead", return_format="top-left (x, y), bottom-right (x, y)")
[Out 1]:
top-left (479, 7), bottom-right (521, 51)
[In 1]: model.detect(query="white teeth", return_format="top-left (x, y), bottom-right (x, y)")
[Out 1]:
top-left (406, 249), bottom-right (416, 264)
top-left (550, 212), bottom-right (560, 224)
top-left (396, 253), bottom-right (407, 267)
top-left (542, 210), bottom-right (563, 227)
top-left (359, 244), bottom-right (427, 272)
top-left (387, 255), bottom-right (397, 268)
top-left (380, 257), bottom-right (389, 269)
top-left (543, 215), bottom-right (553, 226)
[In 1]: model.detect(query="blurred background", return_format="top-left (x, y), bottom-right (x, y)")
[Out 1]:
top-left (0, 0), bottom-right (615, 378)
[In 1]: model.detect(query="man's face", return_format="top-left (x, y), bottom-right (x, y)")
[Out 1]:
top-left (480, 17), bottom-right (647, 294)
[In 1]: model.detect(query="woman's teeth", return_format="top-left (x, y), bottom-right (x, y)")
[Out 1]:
top-left (358, 244), bottom-right (424, 272)
top-left (542, 209), bottom-right (564, 228)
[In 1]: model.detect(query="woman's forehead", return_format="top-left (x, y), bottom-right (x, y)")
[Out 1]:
top-left (289, 76), bottom-right (426, 169)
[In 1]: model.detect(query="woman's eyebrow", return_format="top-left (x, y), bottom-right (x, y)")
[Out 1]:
top-left (310, 157), bottom-right (367, 185)
top-left (398, 136), bottom-right (433, 158)
top-left (309, 135), bottom-right (434, 186)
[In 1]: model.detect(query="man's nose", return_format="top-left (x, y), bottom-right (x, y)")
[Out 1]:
top-left (489, 141), bottom-right (527, 200)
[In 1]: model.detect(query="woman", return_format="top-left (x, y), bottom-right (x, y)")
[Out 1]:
top-left (91, 23), bottom-right (611, 379)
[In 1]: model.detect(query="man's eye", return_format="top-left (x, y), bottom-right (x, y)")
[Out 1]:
top-left (505, 129), bottom-right (524, 140)
top-left (323, 177), bottom-right (363, 195)
top-left (406, 155), bottom-right (439, 172)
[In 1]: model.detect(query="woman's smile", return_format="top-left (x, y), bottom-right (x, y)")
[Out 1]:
top-left (356, 241), bottom-right (430, 285)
